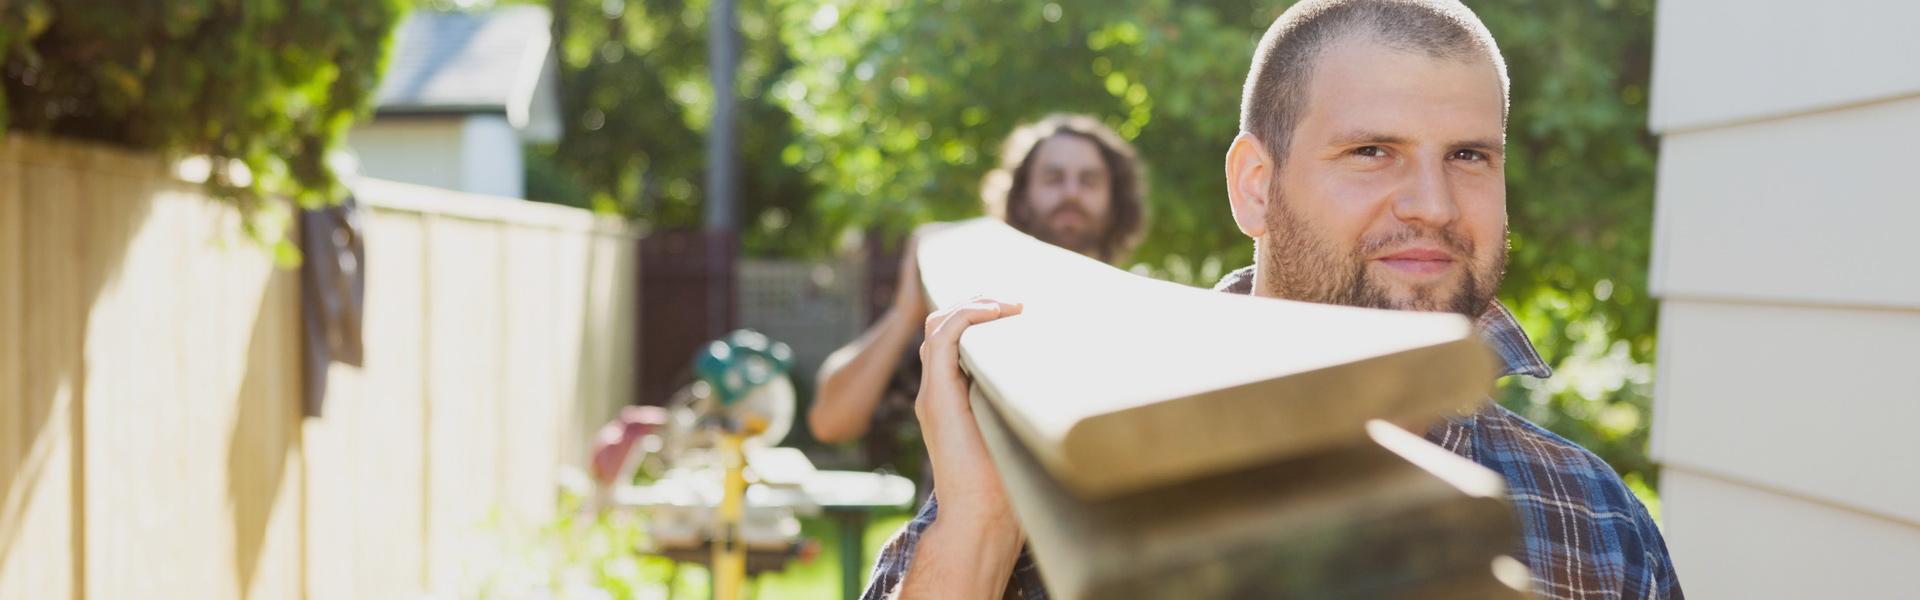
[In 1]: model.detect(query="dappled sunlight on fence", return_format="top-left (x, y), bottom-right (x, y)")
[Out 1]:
top-left (0, 136), bottom-right (639, 600)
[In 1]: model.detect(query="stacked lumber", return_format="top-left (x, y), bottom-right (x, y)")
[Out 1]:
top-left (916, 219), bottom-right (1532, 599)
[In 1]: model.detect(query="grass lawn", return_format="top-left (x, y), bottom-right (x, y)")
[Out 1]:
top-left (655, 512), bottom-right (916, 600)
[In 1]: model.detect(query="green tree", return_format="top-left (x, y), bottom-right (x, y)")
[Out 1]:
top-left (1474, 0), bottom-right (1662, 503)
top-left (768, 0), bottom-right (1664, 495)
top-left (1, 0), bottom-right (404, 217)
top-left (530, 0), bottom-right (1663, 497)
top-left (538, 0), bottom-right (821, 257)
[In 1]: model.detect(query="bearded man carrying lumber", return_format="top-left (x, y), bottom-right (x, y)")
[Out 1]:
top-left (860, 1), bottom-right (1682, 599)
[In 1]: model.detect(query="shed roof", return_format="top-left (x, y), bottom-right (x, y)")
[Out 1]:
top-left (374, 5), bottom-right (555, 127)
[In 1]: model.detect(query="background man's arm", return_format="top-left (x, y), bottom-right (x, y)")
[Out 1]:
top-left (811, 304), bottom-right (918, 443)
top-left (811, 228), bottom-right (938, 443)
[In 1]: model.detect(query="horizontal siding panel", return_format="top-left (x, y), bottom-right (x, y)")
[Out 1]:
top-left (1650, 0), bottom-right (1920, 132)
top-left (1661, 469), bottom-right (1920, 598)
top-left (1652, 300), bottom-right (1920, 523)
top-left (1650, 97), bottom-right (1920, 310)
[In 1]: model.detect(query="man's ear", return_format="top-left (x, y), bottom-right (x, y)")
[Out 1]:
top-left (1225, 132), bottom-right (1276, 239)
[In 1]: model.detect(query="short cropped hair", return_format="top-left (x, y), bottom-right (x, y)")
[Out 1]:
top-left (981, 114), bottom-right (1148, 264)
top-left (1241, 0), bottom-right (1509, 169)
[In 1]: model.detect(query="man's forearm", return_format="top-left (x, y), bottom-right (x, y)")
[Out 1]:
top-left (811, 307), bottom-right (919, 443)
top-left (895, 507), bottom-right (1024, 599)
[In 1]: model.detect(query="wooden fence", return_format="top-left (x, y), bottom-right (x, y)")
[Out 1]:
top-left (0, 135), bottom-right (638, 600)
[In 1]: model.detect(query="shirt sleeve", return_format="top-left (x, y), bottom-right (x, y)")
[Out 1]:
top-left (860, 493), bottom-right (941, 600)
top-left (1628, 498), bottom-right (1685, 599)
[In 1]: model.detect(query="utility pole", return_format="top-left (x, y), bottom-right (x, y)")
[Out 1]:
top-left (705, 0), bottom-right (739, 341)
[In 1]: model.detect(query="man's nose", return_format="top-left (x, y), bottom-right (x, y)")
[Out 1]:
top-left (1391, 158), bottom-right (1459, 227)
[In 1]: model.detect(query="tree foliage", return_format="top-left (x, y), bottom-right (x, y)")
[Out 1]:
top-left (538, 0), bottom-right (822, 256)
top-left (0, 0), bottom-right (403, 214)
top-left (782, 0), bottom-right (1661, 489)
top-left (542, 0), bottom-right (1663, 491)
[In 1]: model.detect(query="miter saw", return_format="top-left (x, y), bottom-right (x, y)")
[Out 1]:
top-left (600, 330), bottom-right (915, 600)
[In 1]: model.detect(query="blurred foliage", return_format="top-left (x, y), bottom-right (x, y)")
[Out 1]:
top-left (538, 0), bottom-right (824, 257)
top-left (452, 492), bottom-right (699, 600)
top-left (537, 0), bottom-right (1661, 490)
top-left (0, 0), bottom-right (403, 225)
top-left (454, 488), bottom-right (916, 599)
top-left (1473, 0), bottom-right (1661, 494)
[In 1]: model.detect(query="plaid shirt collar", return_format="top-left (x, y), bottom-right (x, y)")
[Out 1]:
top-left (1212, 265), bottom-right (1551, 380)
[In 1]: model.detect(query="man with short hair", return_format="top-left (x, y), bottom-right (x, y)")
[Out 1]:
top-left (863, 1), bottom-right (1681, 599)
top-left (810, 114), bottom-right (1148, 450)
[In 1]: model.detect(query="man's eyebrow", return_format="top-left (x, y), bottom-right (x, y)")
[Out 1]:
top-left (1328, 130), bottom-right (1408, 147)
top-left (1455, 138), bottom-right (1506, 156)
top-left (1327, 130), bottom-right (1507, 156)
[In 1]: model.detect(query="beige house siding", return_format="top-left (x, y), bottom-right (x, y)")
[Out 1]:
top-left (1650, 2), bottom-right (1920, 596)
top-left (1650, 0), bottom-right (1920, 132)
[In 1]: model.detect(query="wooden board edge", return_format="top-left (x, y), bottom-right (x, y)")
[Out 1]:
top-left (1045, 336), bottom-right (1497, 499)
top-left (973, 388), bottom-right (1529, 600)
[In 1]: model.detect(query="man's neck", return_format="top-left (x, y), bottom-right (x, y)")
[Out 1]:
top-left (1211, 264), bottom-right (1551, 380)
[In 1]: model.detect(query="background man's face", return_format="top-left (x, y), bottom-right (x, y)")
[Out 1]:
top-left (1021, 134), bottom-right (1113, 257)
top-left (1263, 39), bottom-right (1508, 316)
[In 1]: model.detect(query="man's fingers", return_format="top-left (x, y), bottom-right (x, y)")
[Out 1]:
top-left (923, 299), bottom-right (1023, 343)
top-left (918, 298), bottom-right (1023, 378)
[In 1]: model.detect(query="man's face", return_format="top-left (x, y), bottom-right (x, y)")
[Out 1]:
top-left (1258, 39), bottom-right (1508, 316)
top-left (1019, 134), bottom-right (1113, 257)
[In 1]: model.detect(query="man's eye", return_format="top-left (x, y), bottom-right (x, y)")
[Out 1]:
top-left (1451, 149), bottom-right (1489, 162)
top-left (1351, 146), bottom-right (1387, 158)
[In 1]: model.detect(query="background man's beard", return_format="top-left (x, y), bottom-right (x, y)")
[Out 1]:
top-left (1259, 196), bottom-right (1505, 318)
top-left (1018, 203), bottom-right (1105, 259)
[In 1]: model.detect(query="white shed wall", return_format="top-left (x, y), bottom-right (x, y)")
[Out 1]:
top-left (460, 114), bottom-right (526, 199)
top-left (347, 114), bottom-right (527, 199)
top-left (347, 118), bottom-right (465, 193)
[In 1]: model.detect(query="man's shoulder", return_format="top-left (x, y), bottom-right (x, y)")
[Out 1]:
top-left (1467, 404), bottom-right (1645, 515)
top-left (1456, 404), bottom-right (1682, 599)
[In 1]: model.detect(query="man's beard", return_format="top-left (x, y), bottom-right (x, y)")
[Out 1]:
top-left (1258, 190), bottom-right (1506, 318)
top-left (1019, 202), bottom-right (1106, 259)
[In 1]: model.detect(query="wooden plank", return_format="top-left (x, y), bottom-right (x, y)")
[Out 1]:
top-left (501, 224), bottom-right (564, 526)
top-left (1652, 300), bottom-right (1920, 524)
top-left (304, 360), bottom-right (359, 600)
top-left (547, 229), bottom-right (594, 473)
top-left (590, 230), bottom-right (638, 454)
top-left (0, 145), bottom-right (25, 600)
top-left (423, 215), bottom-right (507, 592)
top-left (973, 391), bottom-right (1529, 600)
top-left (1661, 467), bottom-right (1920, 600)
top-left (10, 156), bottom-right (81, 600)
top-left (356, 208), bottom-right (431, 598)
top-left (78, 169), bottom-right (156, 600)
top-left (1649, 0), bottom-right (1920, 132)
top-left (356, 178), bottom-right (605, 233)
top-left (916, 219), bottom-right (1496, 498)
top-left (1651, 96), bottom-right (1920, 310)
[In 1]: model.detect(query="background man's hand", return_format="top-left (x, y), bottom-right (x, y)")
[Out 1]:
top-left (892, 223), bottom-right (953, 322)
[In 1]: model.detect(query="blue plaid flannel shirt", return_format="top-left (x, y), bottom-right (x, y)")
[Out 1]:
top-left (861, 266), bottom-right (1682, 600)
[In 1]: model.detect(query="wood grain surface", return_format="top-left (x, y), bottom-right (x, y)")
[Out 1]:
top-left (917, 219), bottom-right (1498, 498)
top-left (973, 390), bottom-right (1531, 600)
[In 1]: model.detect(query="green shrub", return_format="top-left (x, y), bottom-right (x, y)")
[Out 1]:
top-left (1, 0), bottom-right (403, 211)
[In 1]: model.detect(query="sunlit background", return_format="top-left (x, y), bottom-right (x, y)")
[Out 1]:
top-left (6, 0), bottom-right (1912, 598)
